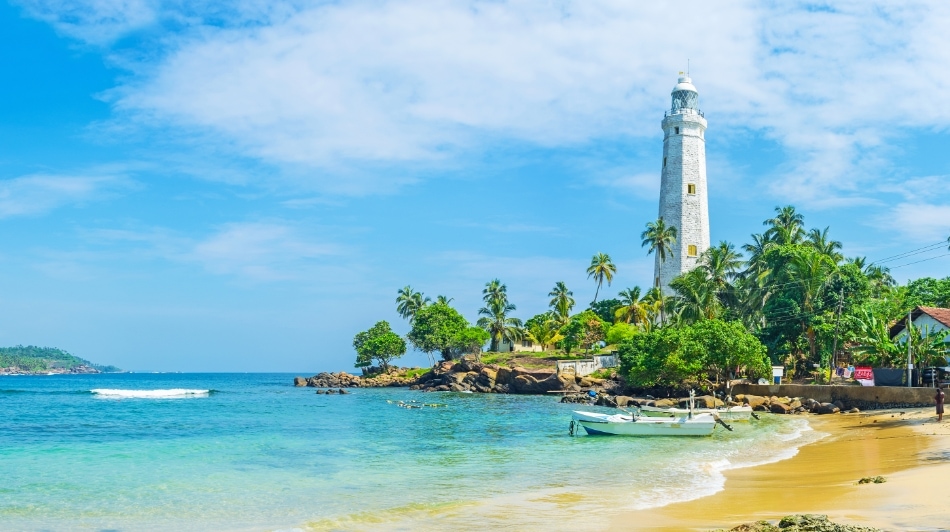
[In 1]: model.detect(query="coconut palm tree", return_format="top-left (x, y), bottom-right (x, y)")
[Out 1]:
top-left (614, 287), bottom-right (646, 325)
top-left (436, 295), bottom-right (454, 306)
top-left (586, 252), bottom-right (617, 305)
top-left (524, 318), bottom-right (562, 350)
top-left (548, 281), bottom-right (575, 323)
top-left (807, 226), bottom-right (843, 264)
top-left (477, 279), bottom-right (523, 351)
top-left (669, 268), bottom-right (720, 324)
top-left (701, 241), bottom-right (744, 308)
top-left (763, 205), bottom-right (805, 245)
top-left (788, 247), bottom-right (837, 361)
top-left (641, 218), bottom-right (677, 324)
top-left (396, 286), bottom-right (430, 321)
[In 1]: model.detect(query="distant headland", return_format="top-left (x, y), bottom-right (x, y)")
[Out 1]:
top-left (0, 345), bottom-right (121, 375)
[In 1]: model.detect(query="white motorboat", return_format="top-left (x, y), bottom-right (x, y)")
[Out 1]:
top-left (639, 404), bottom-right (754, 422)
top-left (571, 410), bottom-right (718, 436)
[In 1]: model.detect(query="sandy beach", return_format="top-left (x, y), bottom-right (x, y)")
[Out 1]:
top-left (616, 407), bottom-right (950, 531)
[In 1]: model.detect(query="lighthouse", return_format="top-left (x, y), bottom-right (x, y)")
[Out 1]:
top-left (654, 74), bottom-right (710, 293)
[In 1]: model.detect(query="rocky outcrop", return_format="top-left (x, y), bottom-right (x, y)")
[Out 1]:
top-left (295, 355), bottom-right (622, 396)
top-left (717, 514), bottom-right (881, 532)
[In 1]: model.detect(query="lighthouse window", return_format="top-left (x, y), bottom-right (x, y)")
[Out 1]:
top-left (674, 127), bottom-right (680, 134)
top-left (663, 157), bottom-right (667, 168)
top-left (687, 183), bottom-right (696, 194)
top-left (687, 245), bottom-right (698, 257)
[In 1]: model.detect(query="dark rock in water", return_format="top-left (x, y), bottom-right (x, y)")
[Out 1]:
top-left (816, 403), bottom-right (840, 415)
top-left (614, 395), bottom-right (635, 407)
top-left (338, 389), bottom-right (349, 394)
top-left (324, 389), bottom-right (336, 394)
top-left (315, 389), bottom-right (326, 394)
top-left (753, 404), bottom-right (770, 412)
top-left (294, 376), bottom-right (308, 387)
top-left (770, 402), bottom-right (791, 414)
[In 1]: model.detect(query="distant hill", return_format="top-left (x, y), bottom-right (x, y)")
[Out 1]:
top-left (0, 346), bottom-right (121, 374)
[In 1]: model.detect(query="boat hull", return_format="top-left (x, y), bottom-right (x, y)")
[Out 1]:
top-left (639, 405), bottom-right (753, 422)
top-left (572, 411), bottom-right (716, 437)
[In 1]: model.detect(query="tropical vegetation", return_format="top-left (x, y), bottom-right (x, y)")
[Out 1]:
top-left (352, 205), bottom-right (949, 389)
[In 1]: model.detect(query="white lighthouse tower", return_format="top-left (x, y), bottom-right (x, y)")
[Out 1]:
top-left (654, 74), bottom-right (710, 293)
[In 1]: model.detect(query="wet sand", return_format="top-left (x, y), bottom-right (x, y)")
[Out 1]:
top-left (615, 407), bottom-right (950, 531)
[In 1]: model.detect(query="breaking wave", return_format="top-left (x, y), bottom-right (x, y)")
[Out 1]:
top-left (90, 389), bottom-right (212, 399)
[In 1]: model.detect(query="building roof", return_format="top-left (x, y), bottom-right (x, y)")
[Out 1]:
top-left (889, 306), bottom-right (950, 337)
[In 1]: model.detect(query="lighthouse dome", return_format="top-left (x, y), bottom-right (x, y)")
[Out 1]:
top-left (672, 76), bottom-right (698, 93)
top-left (670, 75), bottom-right (699, 113)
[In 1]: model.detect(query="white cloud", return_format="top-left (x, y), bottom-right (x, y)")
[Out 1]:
top-left (188, 222), bottom-right (342, 280)
top-left (0, 173), bottom-right (128, 217)
top-left (14, 0), bottom-right (157, 45)
top-left (22, 1), bottom-right (950, 204)
top-left (886, 203), bottom-right (950, 244)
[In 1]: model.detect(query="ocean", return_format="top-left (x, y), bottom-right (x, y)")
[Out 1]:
top-left (0, 373), bottom-right (824, 531)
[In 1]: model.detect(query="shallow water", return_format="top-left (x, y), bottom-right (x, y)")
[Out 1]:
top-left (0, 373), bottom-right (824, 531)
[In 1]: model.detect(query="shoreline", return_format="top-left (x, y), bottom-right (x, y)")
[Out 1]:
top-left (615, 407), bottom-right (950, 531)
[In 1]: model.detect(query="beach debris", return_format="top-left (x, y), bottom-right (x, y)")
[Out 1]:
top-left (716, 513), bottom-right (881, 531)
top-left (857, 476), bottom-right (886, 484)
top-left (386, 399), bottom-right (446, 409)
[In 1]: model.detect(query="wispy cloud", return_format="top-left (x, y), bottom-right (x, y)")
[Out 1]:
top-left (189, 222), bottom-right (342, 280)
top-left (69, 221), bottom-right (347, 282)
top-left (0, 173), bottom-right (130, 217)
top-left (18, 1), bottom-right (950, 206)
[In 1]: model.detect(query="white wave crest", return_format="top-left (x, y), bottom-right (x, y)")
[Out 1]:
top-left (91, 388), bottom-right (210, 399)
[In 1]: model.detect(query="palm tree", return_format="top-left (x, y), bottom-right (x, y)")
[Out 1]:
top-left (586, 252), bottom-right (617, 304)
top-left (614, 287), bottom-right (646, 325)
top-left (548, 281), bottom-right (575, 323)
top-left (436, 295), bottom-right (454, 306)
top-left (639, 287), bottom-right (666, 332)
top-left (524, 318), bottom-right (562, 350)
top-left (788, 247), bottom-right (837, 361)
top-left (669, 268), bottom-right (720, 324)
top-left (482, 279), bottom-right (506, 306)
top-left (807, 226), bottom-right (843, 263)
top-left (763, 205), bottom-right (805, 245)
top-left (396, 286), bottom-right (430, 321)
top-left (700, 241), bottom-right (743, 307)
top-left (641, 218), bottom-right (677, 324)
top-left (477, 279), bottom-right (523, 351)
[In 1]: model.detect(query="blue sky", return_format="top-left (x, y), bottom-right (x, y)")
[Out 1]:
top-left (1, 1), bottom-right (948, 372)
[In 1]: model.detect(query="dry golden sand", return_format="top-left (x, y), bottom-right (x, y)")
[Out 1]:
top-left (614, 407), bottom-right (950, 531)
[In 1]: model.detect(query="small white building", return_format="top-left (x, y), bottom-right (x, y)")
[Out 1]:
top-left (494, 338), bottom-right (545, 353)
top-left (889, 306), bottom-right (950, 344)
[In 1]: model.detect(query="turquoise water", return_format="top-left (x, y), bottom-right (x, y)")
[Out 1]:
top-left (1, 374), bottom-right (824, 531)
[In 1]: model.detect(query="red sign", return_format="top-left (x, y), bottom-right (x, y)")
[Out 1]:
top-left (853, 366), bottom-right (874, 380)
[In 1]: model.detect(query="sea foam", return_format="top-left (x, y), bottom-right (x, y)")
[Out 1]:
top-left (91, 388), bottom-right (211, 399)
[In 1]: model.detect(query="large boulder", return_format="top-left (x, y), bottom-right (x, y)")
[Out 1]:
top-left (770, 402), bottom-right (792, 414)
top-left (816, 403), bottom-right (840, 415)
top-left (479, 367), bottom-right (498, 382)
top-left (294, 376), bottom-right (308, 387)
top-left (615, 396), bottom-right (636, 407)
top-left (457, 354), bottom-right (483, 373)
top-left (578, 376), bottom-right (606, 388)
top-left (743, 395), bottom-right (769, 409)
top-left (654, 398), bottom-right (676, 408)
top-left (495, 366), bottom-right (513, 385)
top-left (692, 395), bottom-right (724, 408)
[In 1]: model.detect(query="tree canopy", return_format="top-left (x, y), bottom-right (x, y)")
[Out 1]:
top-left (353, 321), bottom-right (407, 371)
